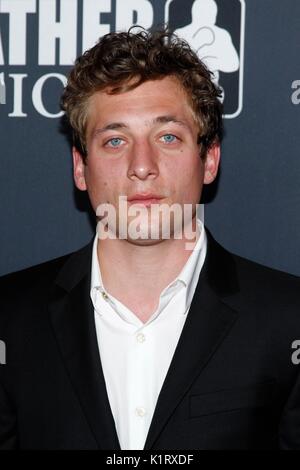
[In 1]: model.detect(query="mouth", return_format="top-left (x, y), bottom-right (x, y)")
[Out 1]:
top-left (127, 194), bottom-right (165, 207)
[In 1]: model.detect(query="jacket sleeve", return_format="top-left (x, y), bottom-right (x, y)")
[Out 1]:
top-left (278, 370), bottom-right (300, 449)
top-left (0, 378), bottom-right (18, 449)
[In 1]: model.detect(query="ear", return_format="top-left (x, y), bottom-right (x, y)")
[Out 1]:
top-left (203, 141), bottom-right (221, 184)
top-left (72, 146), bottom-right (87, 191)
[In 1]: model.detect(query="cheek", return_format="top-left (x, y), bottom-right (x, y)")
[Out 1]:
top-left (177, 155), bottom-right (203, 183)
top-left (84, 160), bottom-right (124, 208)
top-left (174, 157), bottom-right (203, 201)
top-left (85, 158), bottom-right (112, 187)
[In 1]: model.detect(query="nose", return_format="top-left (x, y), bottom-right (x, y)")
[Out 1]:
top-left (127, 139), bottom-right (159, 181)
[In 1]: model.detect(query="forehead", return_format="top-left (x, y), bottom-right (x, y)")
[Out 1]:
top-left (86, 76), bottom-right (197, 132)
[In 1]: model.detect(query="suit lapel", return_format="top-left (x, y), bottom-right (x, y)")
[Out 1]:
top-left (48, 241), bottom-right (120, 450)
top-left (144, 231), bottom-right (240, 449)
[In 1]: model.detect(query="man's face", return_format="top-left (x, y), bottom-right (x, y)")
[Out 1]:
top-left (73, 76), bottom-right (220, 244)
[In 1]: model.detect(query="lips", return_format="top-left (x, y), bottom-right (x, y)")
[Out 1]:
top-left (127, 193), bottom-right (164, 206)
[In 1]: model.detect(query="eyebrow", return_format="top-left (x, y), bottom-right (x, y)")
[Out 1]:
top-left (92, 115), bottom-right (190, 137)
top-left (152, 115), bottom-right (189, 128)
top-left (93, 122), bottom-right (127, 137)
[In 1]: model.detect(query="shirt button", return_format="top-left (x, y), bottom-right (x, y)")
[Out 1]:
top-left (136, 333), bottom-right (146, 343)
top-left (135, 407), bottom-right (146, 417)
top-left (102, 291), bottom-right (109, 300)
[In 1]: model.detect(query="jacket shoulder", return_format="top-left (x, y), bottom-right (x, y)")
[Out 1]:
top-left (223, 248), bottom-right (300, 341)
top-left (232, 251), bottom-right (300, 297)
top-left (0, 241), bottom-right (92, 319)
top-left (205, 229), bottom-right (299, 299)
top-left (206, 230), bottom-right (300, 320)
top-left (0, 254), bottom-right (71, 295)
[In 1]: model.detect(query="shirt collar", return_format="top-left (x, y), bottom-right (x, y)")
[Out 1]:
top-left (174, 218), bottom-right (207, 310)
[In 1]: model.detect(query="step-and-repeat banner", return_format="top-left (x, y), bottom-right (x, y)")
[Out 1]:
top-left (0, 0), bottom-right (299, 276)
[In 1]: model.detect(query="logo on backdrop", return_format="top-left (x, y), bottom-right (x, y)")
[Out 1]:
top-left (0, 0), bottom-right (245, 119)
top-left (166, 0), bottom-right (245, 118)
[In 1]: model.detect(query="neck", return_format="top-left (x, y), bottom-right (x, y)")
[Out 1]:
top-left (97, 217), bottom-right (200, 322)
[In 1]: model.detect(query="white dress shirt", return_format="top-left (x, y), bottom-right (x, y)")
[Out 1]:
top-left (90, 219), bottom-right (207, 450)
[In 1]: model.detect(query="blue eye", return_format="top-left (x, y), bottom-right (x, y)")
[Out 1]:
top-left (107, 138), bottom-right (123, 147)
top-left (161, 134), bottom-right (177, 144)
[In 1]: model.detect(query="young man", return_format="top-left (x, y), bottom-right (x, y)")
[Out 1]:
top-left (0, 29), bottom-right (299, 450)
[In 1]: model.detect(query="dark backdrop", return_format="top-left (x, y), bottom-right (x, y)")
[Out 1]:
top-left (0, 0), bottom-right (299, 276)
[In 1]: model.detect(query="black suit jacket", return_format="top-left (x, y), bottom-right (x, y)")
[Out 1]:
top-left (0, 230), bottom-right (300, 450)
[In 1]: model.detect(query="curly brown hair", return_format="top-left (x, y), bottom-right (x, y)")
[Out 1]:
top-left (61, 27), bottom-right (223, 161)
